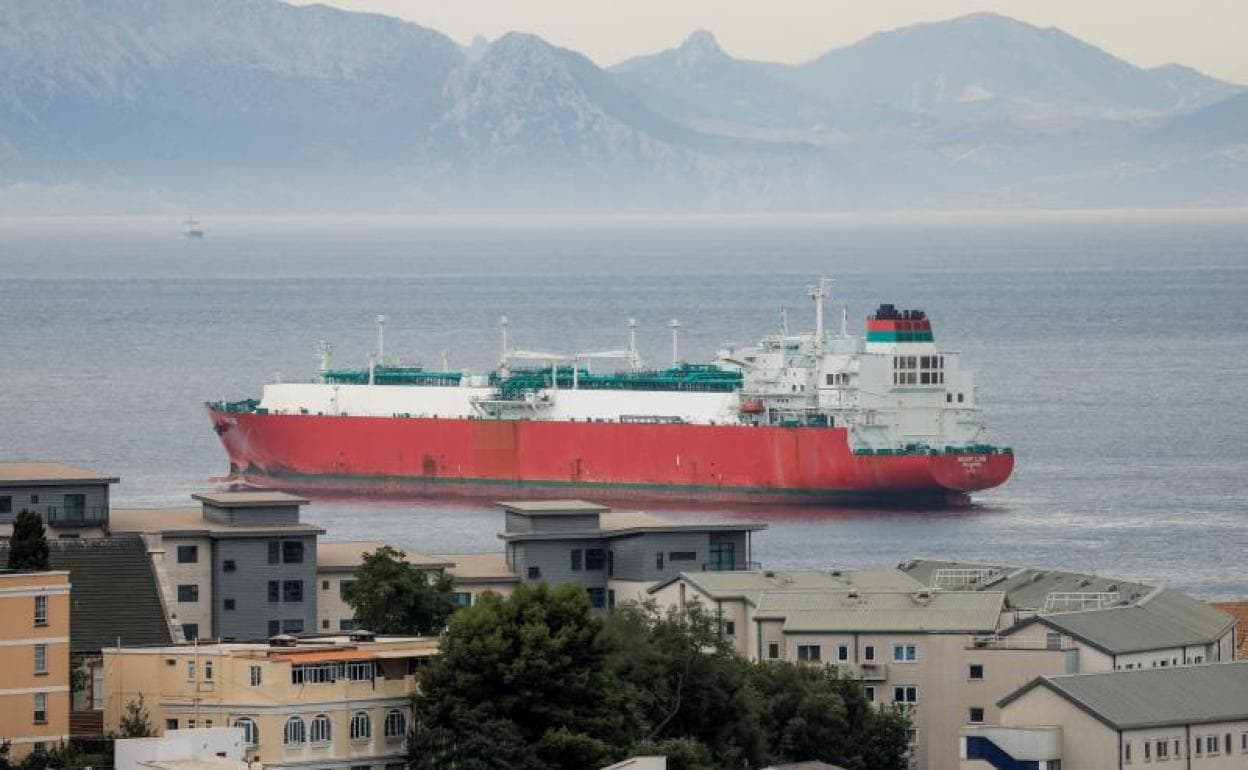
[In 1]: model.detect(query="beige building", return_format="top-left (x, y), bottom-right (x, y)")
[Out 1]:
top-left (961, 662), bottom-right (1248, 769)
top-left (0, 570), bottom-right (71, 759)
top-left (652, 562), bottom-right (1235, 770)
top-left (102, 633), bottom-right (437, 770)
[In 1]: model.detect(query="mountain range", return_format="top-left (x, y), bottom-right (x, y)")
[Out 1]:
top-left (0, 0), bottom-right (1244, 212)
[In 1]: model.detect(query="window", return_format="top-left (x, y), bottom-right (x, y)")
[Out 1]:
top-left (1194, 735), bottom-right (1202, 756)
top-left (268, 581), bottom-right (280, 602)
top-left (30, 494), bottom-right (39, 504)
top-left (893, 644), bottom-right (917, 662)
top-left (587, 588), bottom-right (606, 609)
top-left (958, 393), bottom-right (965, 403)
top-left (34, 595), bottom-right (48, 626)
top-left (34, 692), bottom-right (47, 724)
top-left (351, 711), bottom-right (371, 741)
top-left (177, 545), bottom-right (198, 563)
top-left (838, 645), bottom-right (849, 661)
top-left (1174, 739), bottom-right (1182, 757)
top-left (268, 620), bottom-right (280, 637)
top-left (863, 645), bottom-right (876, 661)
top-left (322, 620), bottom-right (329, 629)
top-left (1144, 742), bottom-right (1151, 760)
top-left (340, 580), bottom-right (356, 601)
top-left (527, 566), bottom-right (541, 580)
top-left (322, 580), bottom-right (329, 590)
top-left (767, 642), bottom-right (780, 660)
top-left (1124, 741), bottom-right (1132, 763)
top-left (234, 717), bottom-right (258, 746)
top-left (204, 661), bottom-right (213, 681)
top-left (384, 709), bottom-right (407, 739)
top-left (453, 592), bottom-right (472, 607)
top-left (0, 496), bottom-right (9, 513)
top-left (864, 686), bottom-right (875, 703)
top-left (34, 644), bottom-right (47, 675)
top-left (655, 552), bottom-right (664, 570)
top-left (1156, 740), bottom-right (1168, 759)
top-left (906, 728), bottom-right (919, 746)
top-left (969, 707), bottom-right (984, 724)
top-left (348, 661), bottom-right (375, 681)
top-left (283, 716), bottom-right (306, 746)
top-left (223, 560), bottom-right (236, 573)
top-left (283, 580), bottom-right (304, 603)
top-left (669, 551), bottom-right (696, 562)
top-left (570, 549), bottom-right (583, 571)
top-left (969, 664), bottom-right (984, 680)
top-left (723, 621), bottom-right (736, 637)
top-left (178, 584), bottom-right (199, 602)
top-left (249, 665), bottom-right (262, 686)
top-left (283, 541), bottom-right (304, 564)
top-left (224, 598), bottom-right (235, 611)
top-left (268, 541), bottom-right (280, 564)
top-left (187, 661), bottom-right (196, 681)
top-left (585, 548), bottom-right (605, 571)
top-left (311, 713), bottom-right (332, 743)
top-left (797, 645), bottom-right (821, 662)
top-left (283, 619), bottom-right (304, 634)
top-left (1226, 734), bottom-right (1232, 754)
top-left (1206, 735), bottom-right (1217, 754)
top-left (182, 624), bottom-right (199, 641)
top-left (608, 589), bottom-right (616, 610)
top-left (166, 718), bottom-right (178, 731)
top-left (1242, 731), bottom-right (1248, 752)
top-left (708, 541), bottom-right (735, 570)
top-left (893, 685), bottom-right (918, 704)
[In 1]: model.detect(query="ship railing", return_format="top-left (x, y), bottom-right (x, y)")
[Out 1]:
top-left (852, 444), bottom-right (1013, 457)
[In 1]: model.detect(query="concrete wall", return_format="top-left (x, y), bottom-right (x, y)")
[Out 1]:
top-left (115, 727), bottom-right (244, 770)
top-left (512, 538), bottom-right (607, 589)
top-left (162, 535), bottom-right (213, 640)
top-left (213, 536), bottom-right (317, 639)
top-left (1000, 685), bottom-right (1116, 770)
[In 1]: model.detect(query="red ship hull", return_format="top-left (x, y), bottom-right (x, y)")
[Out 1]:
top-left (208, 408), bottom-right (1012, 505)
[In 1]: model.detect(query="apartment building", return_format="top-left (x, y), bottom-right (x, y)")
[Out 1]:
top-left (316, 542), bottom-right (456, 632)
top-left (0, 570), bottom-right (71, 759)
top-left (961, 662), bottom-right (1248, 770)
top-left (102, 633), bottom-right (437, 770)
top-left (0, 461), bottom-right (118, 538)
top-left (111, 492), bottom-right (323, 641)
top-left (653, 561), bottom-right (1235, 770)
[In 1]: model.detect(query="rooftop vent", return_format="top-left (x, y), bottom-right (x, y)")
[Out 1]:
top-left (764, 571), bottom-right (776, 578)
top-left (349, 629), bottom-right (377, 643)
top-left (847, 590), bottom-right (859, 599)
top-left (268, 634), bottom-right (298, 648)
top-left (830, 569), bottom-right (842, 577)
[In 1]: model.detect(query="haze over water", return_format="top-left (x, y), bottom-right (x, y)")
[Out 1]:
top-left (2, 211), bottom-right (1245, 598)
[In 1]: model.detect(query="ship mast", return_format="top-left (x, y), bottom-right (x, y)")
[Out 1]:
top-left (375, 314), bottom-right (387, 364)
top-left (628, 318), bottom-right (641, 371)
top-left (669, 319), bottom-right (681, 366)
top-left (808, 276), bottom-right (833, 354)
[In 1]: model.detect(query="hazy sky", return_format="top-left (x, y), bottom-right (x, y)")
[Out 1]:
top-left (297, 0), bottom-right (1248, 84)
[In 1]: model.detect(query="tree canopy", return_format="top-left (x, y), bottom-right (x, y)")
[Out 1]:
top-left (7, 509), bottom-right (50, 571)
top-left (409, 586), bottom-right (911, 770)
top-left (346, 545), bottom-right (456, 635)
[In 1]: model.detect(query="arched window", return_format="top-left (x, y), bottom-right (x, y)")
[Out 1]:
top-left (384, 709), bottom-right (407, 739)
top-left (350, 711), bottom-right (371, 741)
top-left (310, 713), bottom-right (332, 744)
top-left (283, 716), bottom-right (306, 746)
top-left (232, 717), bottom-right (258, 747)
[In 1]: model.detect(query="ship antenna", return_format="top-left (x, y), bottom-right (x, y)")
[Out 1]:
top-left (669, 318), bottom-right (681, 366)
top-left (808, 276), bottom-right (833, 354)
top-left (375, 314), bottom-right (387, 365)
top-left (627, 318), bottom-right (640, 371)
top-left (499, 315), bottom-right (510, 368)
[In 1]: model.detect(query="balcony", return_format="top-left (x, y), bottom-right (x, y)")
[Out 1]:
top-left (837, 662), bottom-right (888, 681)
top-left (45, 506), bottom-right (108, 527)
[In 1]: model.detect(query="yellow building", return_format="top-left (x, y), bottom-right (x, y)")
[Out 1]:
top-left (0, 570), bottom-right (71, 759)
top-left (102, 633), bottom-right (437, 770)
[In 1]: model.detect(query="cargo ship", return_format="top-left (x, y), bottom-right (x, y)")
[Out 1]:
top-left (207, 280), bottom-right (1012, 505)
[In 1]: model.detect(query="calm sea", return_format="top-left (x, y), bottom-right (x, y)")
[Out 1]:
top-left (2, 211), bottom-right (1245, 598)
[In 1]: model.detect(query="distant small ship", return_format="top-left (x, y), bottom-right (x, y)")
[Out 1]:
top-left (183, 217), bottom-right (205, 240)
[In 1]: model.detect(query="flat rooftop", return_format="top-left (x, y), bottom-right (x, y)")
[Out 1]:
top-left (754, 589), bottom-right (1005, 633)
top-left (499, 500), bottom-right (612, 515)
top-left (110, 506), bottom-right (324, 536)
top-left (317, 541), bottom-right (454, 570)
top-left (0, 461), bottom-right (119, 485)
top-left (660, 568), bottom-right (924, 604)
top-left (192, 491), bottom-right (309, 507)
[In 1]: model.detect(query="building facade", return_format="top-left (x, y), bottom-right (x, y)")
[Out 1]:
top-left (102, 634), bottom-right (436, 770)
top-left (962, 662), bottom-right (1248, 770)
top-left (0, 570), bottom-right (71, 759)
top-left (0, 462), bottom-right (118, 538)
top-left (111, 492), bottom-right (323, 641)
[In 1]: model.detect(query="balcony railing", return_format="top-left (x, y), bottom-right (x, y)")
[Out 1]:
top-left (45, 506), bottom-right (108, 526)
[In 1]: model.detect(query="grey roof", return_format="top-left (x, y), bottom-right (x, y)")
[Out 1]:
top-left (500, 510), bottom-right (764, 542)
top-left (498, 500), bottom-right (611, 515)
top-left (192, 491), bottom-right (308, 507)
top-left (1028, 590), bottom-right (1234, 655)
top-left (0, 461), bottom-right (119, 485)
top-left (755, 590), bottom-right (1004, 633)
top-left (0, 535), bottom-right (173, 653)
top-left (1002, 662), bottom-right (1248, 730)
top-left (655, 569), bottom-right (922, 605)
top-left (900, 559), bottom-right (1154, 610)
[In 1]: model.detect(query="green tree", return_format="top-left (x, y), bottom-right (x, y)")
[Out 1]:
top-left (409, 583), bottom-right (633, 770)
top-left (347, 546), bottom-right (456, 635)
top-left (7, 510), bottom-right (50, 571)
top-left (116, 695), bottom-right (153, 738)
